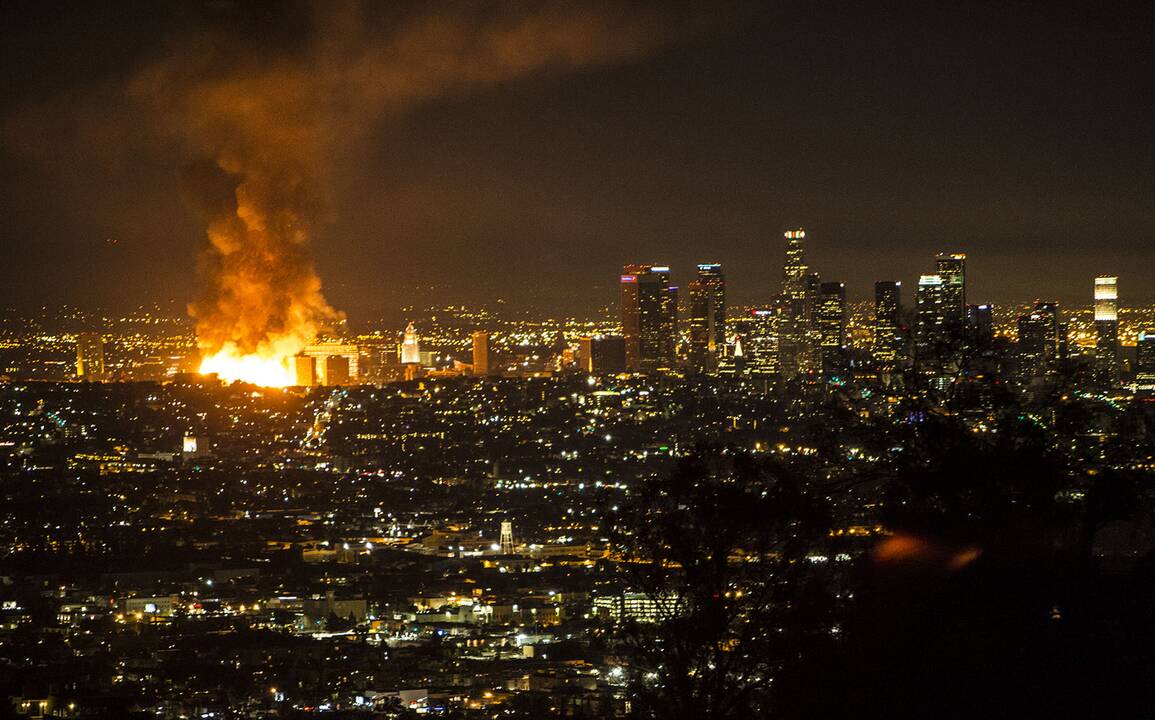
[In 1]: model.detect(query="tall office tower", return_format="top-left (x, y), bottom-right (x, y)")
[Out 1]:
top-left (966, 303), bottom-right (995, 352)
top-left (1093, 276), bottom-right (1119, 385)
top-left (400, 322), bottom-right (421, 365)
top-left (935, 252), bottom-right (967, 328)
top-left (472, 331), bottom-right (491, 376)
top-left (779, 229), bottom-right (819, 377)
top-left (804, 272), bottom-right (824, 371)
top-left (1017, 302), bottom-right (1060, 384)
top-left (915, 274), bottom-right (945, 366)
top-left (873, 281), bottom-right (903, 363)
top-left (744, 308), bottom-right (780, 377)
top-left (76, 332), bottom-right (106, 381)
top-left (1136, 331), bottom-right (1155, 391)
top-left (783, 229), bottom-right (808, 292)
top-left (687, 263), bottom-right (726, 372)
top-left (621, 264), bottom-right (676, 371)
top-left (817, 281), bottom-right (847, 376)
top-left (1056, 320), bottom-right (1070, 361)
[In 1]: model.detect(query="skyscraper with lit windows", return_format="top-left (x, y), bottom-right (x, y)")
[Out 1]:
top-left (621, 264), bottom-right (677, 371)
top-left (1094, 276), bottom-right (1119, 385)
top-left (744, 307), bottom-right (779, 377)
top-left (779, 229), bottom-right (819, 377)
top-left (936, 252), bottom-right (967, 329)
top-left (1137, 331), bottom-right (1155, 392)
top-left (933, 252), bottom-right (968, 367)
top-left (916, 274), bottom-right (945, 367)
top-left (1017, 302), bottom-right (1060, 385)
top-left (873, 281), bottom-right (903, 364)
top-left (687, 263), bottom-right (725, 372)
top-left (817, 281), bottom-right (846, 377)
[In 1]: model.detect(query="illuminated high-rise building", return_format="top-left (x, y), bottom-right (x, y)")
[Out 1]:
top-left (932, 253), bottom-right (968, 368)
top-left (472, 331), bottom-right (491, 376)
top-left (817, 281), bottom-right (846, 377)
top-left (783, 229), bottom-right (808, 294)
top-left (687, 263), bottom-right (726, 372)
top-left (935, 252), bottom-right (967, 327)
top-left (915, 274), bottom-right (945, 365)
top-left (873, 281), bottom-right (903, 363)
top-left (400, 322), bottom-right (421, 365)
top-left (778, 229), bottom-right (819, 377)
top-left (805, 273), bottom-right (824, 370)
top-left (743, 308), bottom-right (779, 377)
top-left (1094, 276), bottom-right (1119, 385)
top-left (1017, 302), bottom-right (1060, 384)
top-left (1136, 331), bottom-right (1155, 391)
top-left (76, 332), bottom-right (105, 381)
top-left (621, 265), bottom-right (676, 371)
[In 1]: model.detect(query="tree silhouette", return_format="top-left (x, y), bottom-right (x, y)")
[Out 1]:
top-left (611, 445), bottom-right (833, 720)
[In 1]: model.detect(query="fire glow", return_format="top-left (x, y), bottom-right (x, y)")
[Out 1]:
top-left (198, 343), bottom-right (296, 388)
top-left (146, 3), bottom-right (663, 389)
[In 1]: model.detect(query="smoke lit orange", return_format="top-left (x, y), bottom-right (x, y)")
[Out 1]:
top-left (140, 2), bottom-right (665, 384)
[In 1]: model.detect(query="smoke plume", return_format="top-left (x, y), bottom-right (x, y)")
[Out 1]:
top-left (130, 1), bottom-right (671, 380)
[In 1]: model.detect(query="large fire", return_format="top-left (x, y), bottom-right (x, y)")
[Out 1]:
top-left (198, 343), bottom-right (296, 388)
top-left (140, 2), bottom-right (666, 388)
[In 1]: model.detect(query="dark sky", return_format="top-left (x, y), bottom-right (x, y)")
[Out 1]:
top-left (2, 1), bottom-right (1153, 322)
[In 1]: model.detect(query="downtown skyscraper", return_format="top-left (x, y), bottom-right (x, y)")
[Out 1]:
top-left (935, 252), bottom-right (967, 330)
top-left (817, 281), bottom-right (847, 377)
top-left (1137, 330), bottom-right (1155, 392)
top-left (621, 264), bottom-right (677, 371)
top-left (912, 252), bottom-right (968, 384)
top-left (915, 274), bottom-right (945, 368)
top-left (1017, 301), bottom-right (1060, 384)
top-left (935, 252), bottom-right (968, 360)
top-left (778, 229), bottom-right (820, 377)
top-left (873, 281), bottom-right (903, 364)
top-left (687, 263), bottom-right (726, 372)
top-left (1094, 276), bottom-right (1119, 385)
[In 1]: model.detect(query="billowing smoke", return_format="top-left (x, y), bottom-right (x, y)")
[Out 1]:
top-left (132, 1), bottom-right (671, 384)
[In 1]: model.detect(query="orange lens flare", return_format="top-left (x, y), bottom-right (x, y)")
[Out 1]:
top-left (873, 533), bottom-right (982, 571)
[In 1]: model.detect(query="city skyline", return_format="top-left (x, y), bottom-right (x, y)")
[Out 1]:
top-left (2, 2), bottom-right (1155, 318)
top-left (4, 4), bottom-right (1155, 716)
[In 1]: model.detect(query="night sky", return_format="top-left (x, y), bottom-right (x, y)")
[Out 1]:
top-left (2, 1), bottom-right (1153, 320)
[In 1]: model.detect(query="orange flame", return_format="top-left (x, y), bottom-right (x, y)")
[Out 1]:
top-left (198, 343), bottom-right (296, 387)
top-left (140, 3), bottom-right (673, 383)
